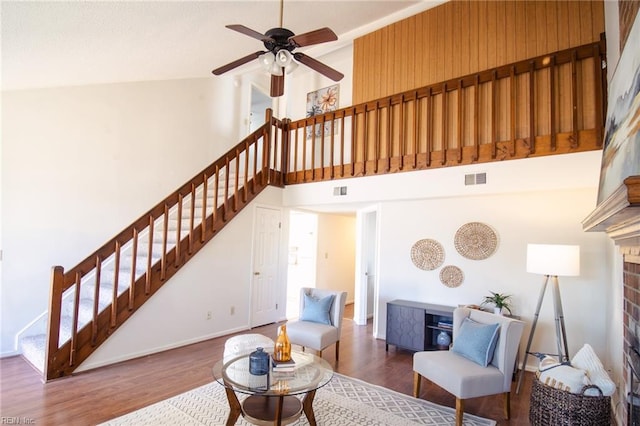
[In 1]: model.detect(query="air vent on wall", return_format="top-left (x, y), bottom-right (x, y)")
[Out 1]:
top-left (333, 186), bottom-right (347, 196)
top-left (464, 172), bottom-right (487, 186)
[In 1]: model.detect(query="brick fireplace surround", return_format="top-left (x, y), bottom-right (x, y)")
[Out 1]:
top-left (584, 176), bottom-right (640, 424)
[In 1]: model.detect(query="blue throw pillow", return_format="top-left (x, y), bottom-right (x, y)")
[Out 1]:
top-left (451, 317), bottom-right (500, 367)
top-left (300, 294), bottom-right (335, 325)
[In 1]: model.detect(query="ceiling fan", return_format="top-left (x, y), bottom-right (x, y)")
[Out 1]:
top-left (211, 0), bottom-right (344, 97)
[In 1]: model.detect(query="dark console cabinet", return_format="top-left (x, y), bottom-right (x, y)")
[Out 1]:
top-left (386, 300), bottom-right (455, 351)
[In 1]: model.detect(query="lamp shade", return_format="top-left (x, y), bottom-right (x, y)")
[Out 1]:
top-left (526, 244), bottom-right (580, 276)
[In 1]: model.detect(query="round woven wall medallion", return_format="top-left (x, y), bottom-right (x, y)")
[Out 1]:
top-left (454, 222), bottom-right (498, 260)
top-left (440, 265), bottom-right (464, 288)
top-left (410, 239), bottom-right (445, 271)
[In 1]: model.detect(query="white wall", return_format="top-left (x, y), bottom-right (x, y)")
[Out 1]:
top-left (283, 151), bottom-right (613, 371)
top-left (315, 213), bottom-right (356, 304)
top-left (1, 75), bottom-right (245, 355)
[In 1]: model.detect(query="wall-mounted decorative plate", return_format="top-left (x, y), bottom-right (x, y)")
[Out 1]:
top-left (410, 239), bottom-right (445, 271)
top-left (454, 222), bottom-right (498, 260)
top-left (440, 265), bottom-right (464, 288)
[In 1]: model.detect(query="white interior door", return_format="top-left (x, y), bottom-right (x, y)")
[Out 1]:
top-left (251, 206), bottom-right (282, 327)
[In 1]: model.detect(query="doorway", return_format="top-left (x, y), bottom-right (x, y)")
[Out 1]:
top-left (286, 211), bottom-right (318, 319)
top-left (250, 85), bottom-right (272, 134)
top-left (354, 207), bottom-right (379, 327)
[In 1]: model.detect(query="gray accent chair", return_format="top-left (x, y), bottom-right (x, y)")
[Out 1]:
top-left (286, 287), bottom-right (348, 360)
top-left (413, 307), bottom-right (524, 426)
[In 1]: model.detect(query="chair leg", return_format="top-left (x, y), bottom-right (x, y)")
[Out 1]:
top-left (455, 398), bottom-right (464, 426)
top-left (335, 341), bottom-right (340, 361)
top-left (412, 372), bottom-right (421, 397)
top-left (503, 392), bottom-right (511, 419)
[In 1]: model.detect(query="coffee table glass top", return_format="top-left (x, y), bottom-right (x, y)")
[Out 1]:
top-left (213, 350), bottom-right (333, 397)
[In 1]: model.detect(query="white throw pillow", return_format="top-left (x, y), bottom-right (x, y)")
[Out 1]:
top-left (571, 344), bottom-right (616, 397)
top-left (537, 355), bottom-right (590, 393)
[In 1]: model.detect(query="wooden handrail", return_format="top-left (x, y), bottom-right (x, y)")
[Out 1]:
top-left (283, 39), bottom-right (606, 184)
top-left (44, 112), bottom-right (284, 380)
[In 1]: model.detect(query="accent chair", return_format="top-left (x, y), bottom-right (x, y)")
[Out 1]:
top-left (413, 307), bottom-right (524, 426)
top-left (286, 287), bottom-right (348, 360)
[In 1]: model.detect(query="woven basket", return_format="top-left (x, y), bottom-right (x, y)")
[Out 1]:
top-left (529, 379), bottom-right (612, 426)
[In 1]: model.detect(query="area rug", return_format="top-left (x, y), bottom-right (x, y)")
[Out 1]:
top-left (101, 373), bottom-right (496, 425)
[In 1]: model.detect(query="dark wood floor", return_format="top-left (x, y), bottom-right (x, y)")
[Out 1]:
top-left (0, 305), bottom-right (534, 425)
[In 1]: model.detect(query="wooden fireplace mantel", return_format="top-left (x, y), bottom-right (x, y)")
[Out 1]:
top-left (583, 175), bottom-right (640, 251)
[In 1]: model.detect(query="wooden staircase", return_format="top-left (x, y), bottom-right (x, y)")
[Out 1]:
top-left (20, 110), bottom-right (286, 381)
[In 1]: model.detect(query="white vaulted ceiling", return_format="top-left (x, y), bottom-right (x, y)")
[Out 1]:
top-left (1, 0), bottom-right (443, 91)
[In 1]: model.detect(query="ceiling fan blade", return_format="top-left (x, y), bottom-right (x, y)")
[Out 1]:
top-left (226, 24), bottom-right (272, 42)
top-left (212, 51), bottom-right (265, 75)
top-left (289, 27), bottom-right (338, 48)
top-left (271, 73), bottom-right (285, 97)
top-left (293, 53), bottom-right (344, 81)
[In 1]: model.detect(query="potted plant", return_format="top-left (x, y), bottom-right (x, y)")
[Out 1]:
top-left (482, 291), bottom-right (513, 315)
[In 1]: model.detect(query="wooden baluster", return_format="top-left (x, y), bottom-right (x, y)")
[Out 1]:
top-left (252, 136), bottom-right (258, 189)
top-left (362, 105), bottom-right (368, 175)
top-left (426, 88), bottom-right (433, 166)
top-left (457, 80), bottom-right (463, 163)
top-left (302, 121), bottom-right (308, 182)
top-left (161, 205), bottom-right (168, 280)
top-left (111, 241), bottom-right (121, 327)
top-left (311, 118), bottom-right (316, 180)
top-left (549, 56), bottom-right (557, 151)
top-left (243, 141), bottom-right (249, 201)
top-left (224, 158), bottom-right (230, 220)
top-left (176, 194), bottom-right (183, 266)
top-left (413, 93), bottom-right (419, 169)
top-left (386, 102), bottom-right (392, 172)
top-left (200, 176), bottom-right (207, 243)
top-left (294, 126), bottom-right (300, 180)
top-left (340, 112), bottom-right (345, 177)
top-left (593, 42), bottom-right (604, 147)
top-left (374, 103), bottom-right (380, 173)
top-left (441, 83), bottom-right (447, 165)
top-left (46, 266), bottom-right (65, 377)
top-left (570, 51), bottom-right (579, 148)
top-left (351, 108), bottom-right (356, 177)
top-left (213, 166), bottom-right (219, 227)
top-left (146, 216), bottom-right (153, 294)
top-left (473, 76), bottom-right (479, 162)
top-left (510, 66), bottom-right (517, 156)
top-left (234, 152), bottom-right (239, 211)
top-left (491, 71), bottom-right (497, 159)
top-left (92, 255), bottom-right (101, 345)
top-left (529, 61), bottom-right (536, 154)
top-left (330, 112), bottom-right (335, 179)
top-left (399, 94), bottom-right (405, 170)
top-left (320, 115), bottom-right (326, 179)
top-left (129, 228), bottom-right (138, 310)
top-left (189, 183), bottom-right (196, 254)
top-left (70, 272), bottom-right (81, 366)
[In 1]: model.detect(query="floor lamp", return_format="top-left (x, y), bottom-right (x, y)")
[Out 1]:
top-left (515, 243), bottom-right (580, 394)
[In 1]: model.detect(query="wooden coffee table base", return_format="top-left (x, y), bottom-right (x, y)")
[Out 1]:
top-left (223, 388), bottom-right (318, 426)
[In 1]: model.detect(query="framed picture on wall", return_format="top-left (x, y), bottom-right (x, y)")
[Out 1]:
top-left (597, 12), bottom-right (640, 205)
top-left (306, 84), bottom-right (339, 140)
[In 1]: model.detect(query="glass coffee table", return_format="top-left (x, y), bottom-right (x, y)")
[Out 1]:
top-left (212, 350), bottom-right (333, 426)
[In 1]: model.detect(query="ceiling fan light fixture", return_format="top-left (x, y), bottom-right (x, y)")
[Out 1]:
top-left (259, 52), bottom-right (275, 71)
top-left (275, 49), bottom-right (292, 67)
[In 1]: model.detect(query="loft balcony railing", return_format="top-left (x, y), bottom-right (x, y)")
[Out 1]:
top-left (282, 39), bottom-right (605, 184)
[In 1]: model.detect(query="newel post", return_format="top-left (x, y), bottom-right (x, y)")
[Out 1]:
top-left (280, 118), bottom-right (291, 187)
top-left (45, 265), bottom-right (65, 380)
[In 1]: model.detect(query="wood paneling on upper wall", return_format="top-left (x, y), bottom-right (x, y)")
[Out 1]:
top-left (353, 0), bottom-right (605, 103)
